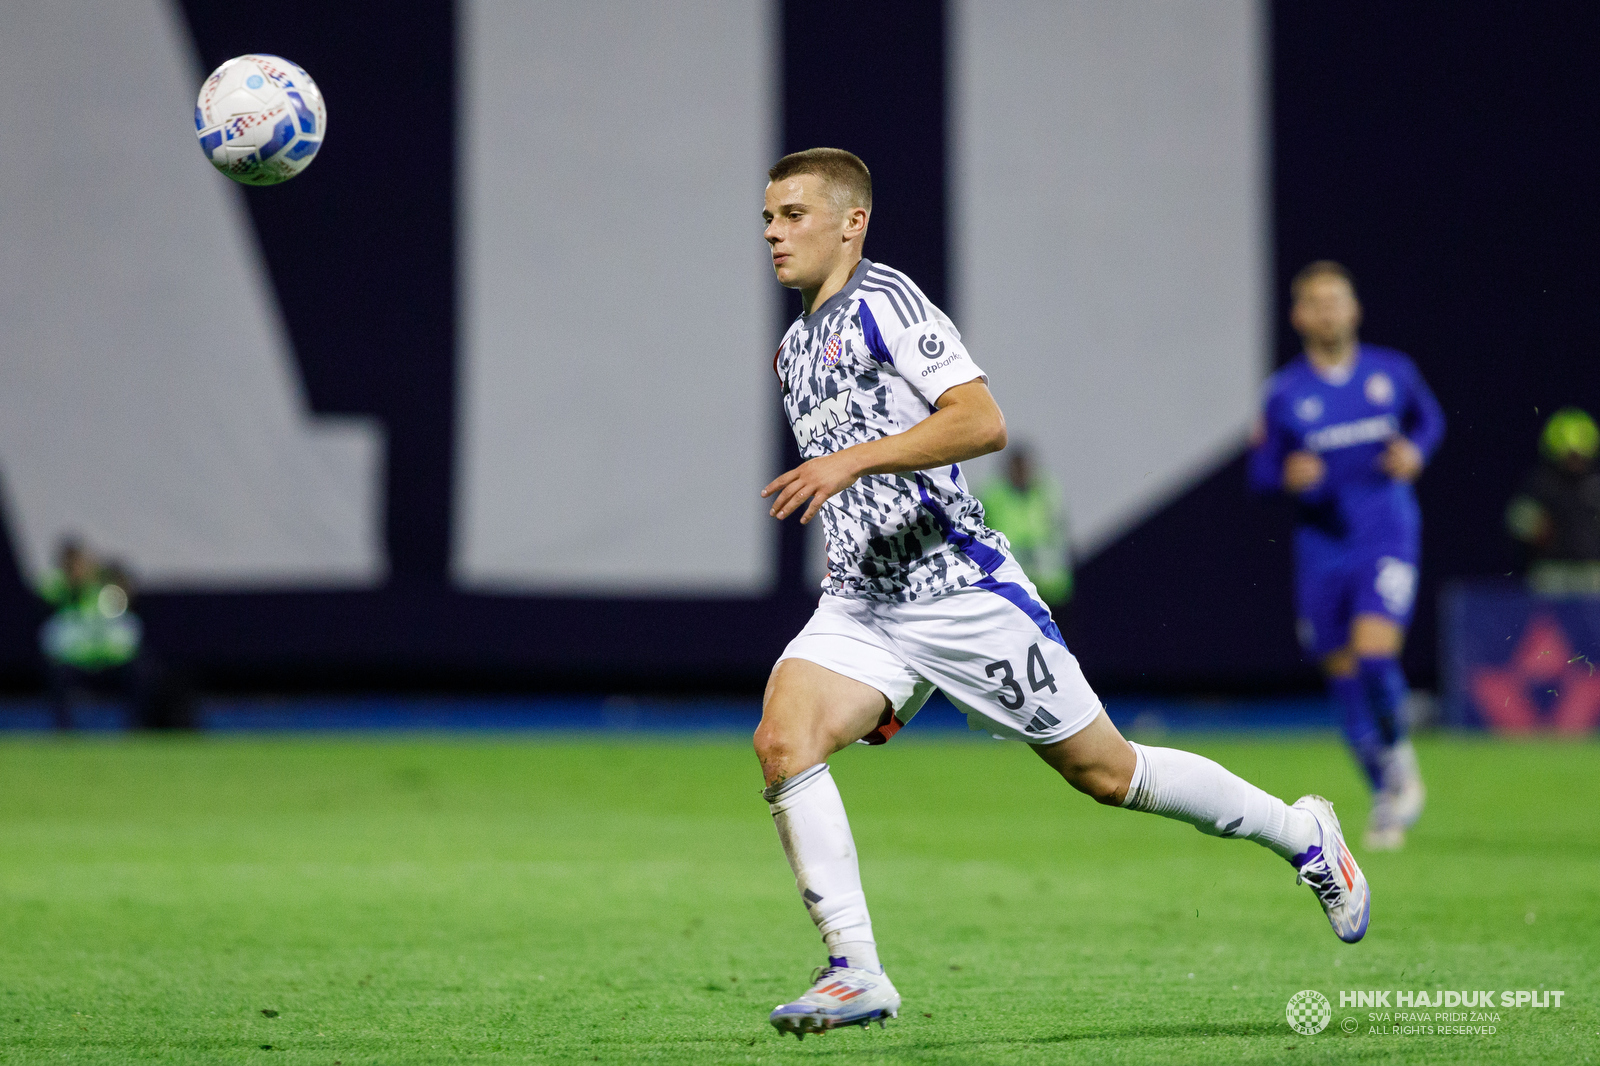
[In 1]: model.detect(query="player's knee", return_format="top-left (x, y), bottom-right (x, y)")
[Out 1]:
top-left (1349, 615), bottom-right (1404, 659)
top-left (752, 717), bottom-right (796, 767)
top-left (1035, 717), bottom-right (1136, 805)
top-left (1071, 764), bottom-right (1130, 806)
top-left (1350, 633), bottom-right (1400, 660)
top-left (1050, 751), bottom-right (1131, 805)
top-left (1323, 648), bottom-right (1357, 678)
top-left (753, 707), bottom-right (833, 784)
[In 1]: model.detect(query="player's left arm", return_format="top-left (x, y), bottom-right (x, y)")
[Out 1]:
top-left (1380, 359), bottom-right (1447, 482)
top-left (764, 380), bottom-right (1007, 524)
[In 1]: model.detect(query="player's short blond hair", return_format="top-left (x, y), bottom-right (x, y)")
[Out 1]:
top-left (768, 148), bottom-right (872, 213)
top-left (1291, 260), bottom-right (1356, 303)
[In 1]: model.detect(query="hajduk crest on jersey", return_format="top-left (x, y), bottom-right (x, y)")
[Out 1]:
top-left (822, 334), bottom-right (843, 369)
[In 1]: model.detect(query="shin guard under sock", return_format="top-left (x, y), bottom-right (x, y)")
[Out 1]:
top-left (764, 764), bottom-right (881, 972)
top-left (1121, 742), bottom-right (1319, 864)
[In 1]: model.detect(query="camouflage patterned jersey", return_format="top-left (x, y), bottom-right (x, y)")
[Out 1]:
top-left (775, 259), bottom-right (1007, 602)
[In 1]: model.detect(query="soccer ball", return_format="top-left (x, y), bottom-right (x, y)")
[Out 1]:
top-left (195, 55), bottom-right (327, 186)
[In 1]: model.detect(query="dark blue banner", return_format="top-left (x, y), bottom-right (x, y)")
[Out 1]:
top-left (1441, 581), bottom-right (1600, 732)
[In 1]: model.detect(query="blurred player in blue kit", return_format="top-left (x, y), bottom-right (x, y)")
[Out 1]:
top-left (752, 151), bottom-right (1372, 1040)
top-left (1250, 262), bottom-right (1445, 850)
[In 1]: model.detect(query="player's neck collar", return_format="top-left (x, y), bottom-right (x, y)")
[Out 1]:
top-left (803, 258), bottom-right (873, 325)
top-left (1306, 345), bottom-right (1360, 386)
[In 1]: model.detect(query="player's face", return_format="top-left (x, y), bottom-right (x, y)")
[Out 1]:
top-left (1291, 275), bottom-right (1362, 348)
top-left (763, 176), bottom-right (851, 290)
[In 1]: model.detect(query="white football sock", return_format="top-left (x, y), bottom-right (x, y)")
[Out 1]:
top-left (1121, 742), bottom-right (1319, 863)
top-left (764, 763), bottom-right (882, 973)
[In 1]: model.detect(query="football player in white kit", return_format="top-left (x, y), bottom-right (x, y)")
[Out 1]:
top-left (756, 149), bottom-right (1371, 1040)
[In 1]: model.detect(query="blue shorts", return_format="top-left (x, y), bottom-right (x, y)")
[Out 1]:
top-left (1294, 543), bottom-right (1419, 659)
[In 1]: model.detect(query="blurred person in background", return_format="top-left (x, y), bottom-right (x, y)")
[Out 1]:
top-left (977, 445), bottom-right (1072, 611)
top-left (1250, 261), bottom-right (1445, 851)
top-left (37, 537), bottom-right (188, 730)
top-left (1505, 407), bottom-right (1600, 595)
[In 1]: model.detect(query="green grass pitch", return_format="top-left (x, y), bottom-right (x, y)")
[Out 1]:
top-left (0, 731), bottom-right (1595, 1064)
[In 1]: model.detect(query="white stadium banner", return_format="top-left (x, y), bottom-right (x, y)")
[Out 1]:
top-left (455, 0), bottom-right (776, 594)
top-left (0, 0), bottom-right (385, 589)
top-left (951, 0), bottom-right (1268, 558)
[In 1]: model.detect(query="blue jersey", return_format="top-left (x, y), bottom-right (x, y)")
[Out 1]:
top-left (1249, 345), bottom-right (1445, 553)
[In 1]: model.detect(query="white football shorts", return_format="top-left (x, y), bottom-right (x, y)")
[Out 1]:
top-left (779, 556), bottom-right (1102, 745)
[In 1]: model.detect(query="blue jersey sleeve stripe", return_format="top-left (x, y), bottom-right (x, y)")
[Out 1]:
top-left (915, 475), bottom-right (1005, 572)
top-left (915, 476), bottom-right (1066, 647)
top-left (858, 300), bottom-right (894, 363)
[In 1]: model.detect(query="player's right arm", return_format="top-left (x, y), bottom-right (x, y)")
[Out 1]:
top-left (766, 287), bottom-right (1006, 524)
top-left (764, 380), bottom-right (1006, 525)
top-left (1248, 387), bottom-right (1324, 495)
top-left (1378, 355), bottom-right (1446, 483)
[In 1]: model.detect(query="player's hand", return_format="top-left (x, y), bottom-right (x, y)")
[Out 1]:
top-left (1379, 437), bottom-right (1424, 482)
top-left (1282, 450), bottom-right (1325, 494)
top-left (763, 451), bottom-right (863, 524)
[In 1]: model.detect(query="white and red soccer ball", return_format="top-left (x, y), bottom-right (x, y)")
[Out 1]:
top-left (196, 54), bottom-right (326, 186)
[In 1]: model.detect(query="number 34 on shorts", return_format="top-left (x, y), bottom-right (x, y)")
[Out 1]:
top-left (778, 562), bottom-right (1103, 746)
top-left (985, 644), bottom-right (1058, 722)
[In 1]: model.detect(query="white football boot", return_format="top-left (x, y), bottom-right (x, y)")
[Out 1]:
top-left (1364, 791), bottom-right (1405, 852)
top-left (769, 957), bottom-right (900, 1039)
top-left (1292, 795), bottom-right (1371, 943)
top-left (1365, 740), bottom-right (1425, 851)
